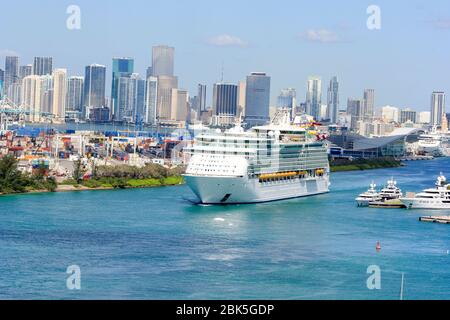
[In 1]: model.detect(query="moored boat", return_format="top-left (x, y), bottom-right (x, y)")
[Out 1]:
top-left (355, 182), bottom-right (381, 207)
top-left (400, 174), bottom-right (450, 209)
top-left (379, 178), bottom-right (403, 200)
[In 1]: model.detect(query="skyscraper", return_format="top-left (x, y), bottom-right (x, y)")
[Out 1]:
top-left (327, 77), bottom-right (339, 123)
top-left (116, 73), bottom-right (146, 123)
top-left (347, 98), bottom-right (364, 131)
top-left (39, 74), bottom-right (53, 114)
top-left (306, 76), bottom-right (322, 120)
top-left (33, 57), bottom-right (53, 76)
top-left (52, 69), bottom-right (67, 119)
top-left (277, 88), bottom-right (296, 110)
top-left (363, 89), bottom-right (375, 121)
top-left (0, 68), bottom-right (4, 99)
top-left (4, 56), bottom-right (19, 94)
top-left (83, 64), bottom-right (106, 120)
top-left (145, 76), bottom-right (158, 125)
top-left (133, 76), bottom-right (147, 123)
top-left (418, 111), bottom-right (431, 124)
top-left (146, 67), bottom-right (153, 80)
top-left (19, 65), bottom-right (33, 80)
top-left (381, 105), bottom-right (399, 123)
top-left (66, 76), bottom-right (84, 119)
top-left (212, 83), bottom-right (238, 127)
top-left (244, 72), bottom-right (271, 127)
top-left (171, 89), bottom-right (189, 122)
top-left (111, 58), bottom-right (134, 120)
top-left (116, 77), bottom-right (131, 122)
top-left (431, 91), bottom-right (445, 127)
top-left (156, 75), bottom-right (178, 120)
top-left (152, 45), bottom-right (175, 77)
top-left (213, 83), bottom-right (238, 116)
top-left (237, 80), bottom-right (246, 117)
top-left (399, 108), bottom-right (417, 124)
top-left (197, 84), bottom-right (207, 113)
top-left (6, 82), bottom-right (22, 106)
top-left (21, 75), bottom-right (42, 122)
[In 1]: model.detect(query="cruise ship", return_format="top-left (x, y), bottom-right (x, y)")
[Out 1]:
top-left (183, 110), bottom-right (330, 204)
top-left (400, 174), bottom-right (450, 209)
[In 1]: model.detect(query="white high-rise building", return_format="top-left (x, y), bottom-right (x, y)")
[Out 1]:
top-left (237, 80), bottom-right (246, 117)
top-left (306, 76), bottom-right (322, 121)
top-left (21, 75), bottom-right (42, 122)
top-left (320, 104), bottom-right (328, 120)
top-left (39, 74), bottom-right (54, 114)
top-left (431, 91), bottom-right (445, 127)
top-left (145, 76), bottom-right (158, 125)
top-left (7, 82), bottom-right (22, 106)
top-left (418, 111), bottom-right (431, 124)
top-left (381, 105), bottom-right (399, 123)
top-left (52, 69), bottom-right (67, 119)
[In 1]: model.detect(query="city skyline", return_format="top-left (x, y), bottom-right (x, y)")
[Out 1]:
top-left (1, 0), bottom-right (450, 111)
top-left (1, 51), bottom-right (446, 127)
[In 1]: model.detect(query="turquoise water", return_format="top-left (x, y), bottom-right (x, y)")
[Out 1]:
top-left (1, 158), bottom-right (450, 300)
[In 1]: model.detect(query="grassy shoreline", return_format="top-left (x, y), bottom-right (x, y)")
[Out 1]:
top-left (0, 176), bottom-right (185, 196)
top-left (60, 176), bottom-right (185, 190)
top-left (0, 154), bottom-right (186, 196)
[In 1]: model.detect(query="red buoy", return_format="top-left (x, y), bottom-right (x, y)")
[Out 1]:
top-left (376, 241), bottom-right (381, 252)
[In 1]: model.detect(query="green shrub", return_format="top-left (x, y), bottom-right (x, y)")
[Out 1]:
top-left (60, 179), bottom-right (79, 186)
top-left (0, 155), bottom-right (29, 193)
top-left (82, 179), bottom-right (103, 189)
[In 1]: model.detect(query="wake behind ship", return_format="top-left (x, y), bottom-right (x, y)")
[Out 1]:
top-left (183, 110), bottom-right (330, 204)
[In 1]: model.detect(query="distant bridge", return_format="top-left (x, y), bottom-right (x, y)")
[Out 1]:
top-left (0, 97), bottom-right (54, 118)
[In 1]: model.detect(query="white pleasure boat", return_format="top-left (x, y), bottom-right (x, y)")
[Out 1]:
top-left (356, 182), bottom-right (381, 207)
top-left (400, 174), bottom-right (450, 209)
top-left (379, 178), bottom-right (403, 200)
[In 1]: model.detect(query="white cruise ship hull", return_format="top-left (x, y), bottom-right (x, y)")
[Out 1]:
top-left (184, 174), bottom-right (330, 204)
top-left (400, 198), bottom-right (450, 210)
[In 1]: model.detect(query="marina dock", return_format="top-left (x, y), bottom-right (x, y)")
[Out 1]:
top-left (419, 216), bottom-right (450, 224)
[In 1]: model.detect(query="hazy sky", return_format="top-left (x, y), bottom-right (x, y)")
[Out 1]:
top-left (1, 0), bottom-right (450, 111)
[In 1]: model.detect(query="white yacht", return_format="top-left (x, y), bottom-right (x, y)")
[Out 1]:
top-left (356, 182), bottom-right (381, 207)
top-left (183, 110), bottom-right (330, 204)
top-left (400, 174), bottom-right (450, 209)
top-left (379, 178), bottom-right (403, 200)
